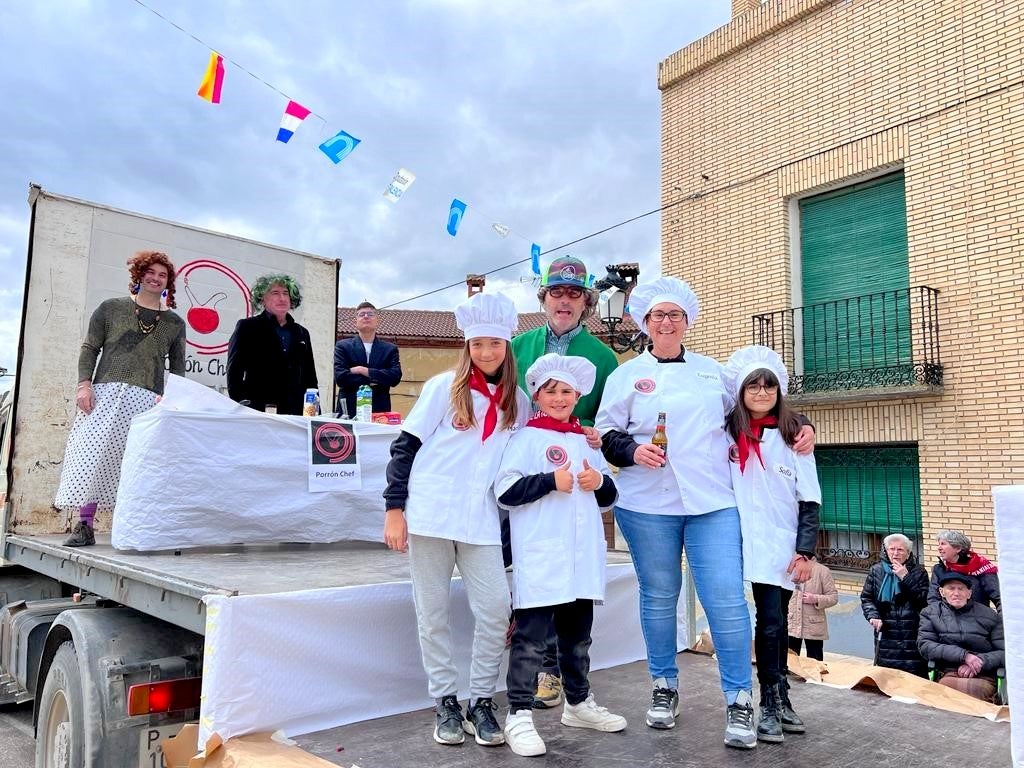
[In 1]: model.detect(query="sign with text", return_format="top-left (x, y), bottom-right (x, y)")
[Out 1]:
top-left (307, 419), bottom-right (361, 491)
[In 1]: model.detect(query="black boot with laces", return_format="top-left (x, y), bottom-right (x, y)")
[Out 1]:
top-left (778, 677), bottom-right (806, 733)
top-left (756, 683), bottom-right (784, 743)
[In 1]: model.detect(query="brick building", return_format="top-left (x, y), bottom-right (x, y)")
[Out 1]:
top-left (659, 0), bottom-right (1023, 581)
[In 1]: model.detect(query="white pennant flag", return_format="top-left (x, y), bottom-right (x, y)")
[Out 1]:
top-left (383, 168), bottom-right (416, 203)
top-left (492, 223), bottom-right (511, 238)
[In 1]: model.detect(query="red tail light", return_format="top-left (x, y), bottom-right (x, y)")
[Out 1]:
top-left (127, 678), bottom-right (202, 716)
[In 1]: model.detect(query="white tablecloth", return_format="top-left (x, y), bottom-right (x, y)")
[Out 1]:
top-left (112, 375), bottom-right (397, 551)
top-left (197, 562), bottom-right (651, 744)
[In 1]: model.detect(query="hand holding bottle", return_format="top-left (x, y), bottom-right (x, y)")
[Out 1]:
top-left (633, 443), bottom-right (666, 468)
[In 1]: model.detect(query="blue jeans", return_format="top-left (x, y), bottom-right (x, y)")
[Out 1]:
top-left (615, 506), bottom-right (752, 697)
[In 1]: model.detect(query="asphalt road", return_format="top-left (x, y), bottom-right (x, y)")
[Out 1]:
top-left (0, 703), bottom-right (34, 768)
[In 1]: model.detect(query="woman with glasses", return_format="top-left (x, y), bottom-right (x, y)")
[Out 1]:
top-left (860, 533), bottom-right (930, 677)
top-left (595, 277), bottom-right (815, 750)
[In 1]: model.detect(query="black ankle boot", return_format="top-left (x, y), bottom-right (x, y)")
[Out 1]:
top-left (778, 677), bottom-right (805, 733)
top-left (756, 683), bottom-right (784, 743)
top-left (64, 520), bottom-right (95, 547)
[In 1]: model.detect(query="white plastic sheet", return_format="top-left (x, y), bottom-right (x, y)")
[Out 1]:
top-left (198, 562), bottom-right (651, 745)
top-left (112, 375), bottom-right (397, 550)
top-left (993, 486), bottom-right (1024, 767)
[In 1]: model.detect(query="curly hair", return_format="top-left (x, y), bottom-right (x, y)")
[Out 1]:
top-left (251, 274), bottom-right (302, 311)
top-left (128, 251), bottom-right (178, 308)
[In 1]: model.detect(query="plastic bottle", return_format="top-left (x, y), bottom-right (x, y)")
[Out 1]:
top-left (356, 385), bottom-right (372, 422)
top-left (303, 388), bottom-right (320, 417)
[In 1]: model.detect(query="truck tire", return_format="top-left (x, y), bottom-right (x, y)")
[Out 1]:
top-left (35, 641), bottom-right (84, 768)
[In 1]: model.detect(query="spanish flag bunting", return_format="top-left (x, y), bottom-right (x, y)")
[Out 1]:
top-left (197, 52), bottom-right (225, 103)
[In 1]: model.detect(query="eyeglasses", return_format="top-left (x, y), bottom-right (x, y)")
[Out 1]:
top-left (648, 310), bottom-right (686, 323)
top-left (356, 311), bottom-right (377, 318)
top-left (546, 287), bottom-right (584, 299)
top-left (744, 383), bottom-right (779, 395)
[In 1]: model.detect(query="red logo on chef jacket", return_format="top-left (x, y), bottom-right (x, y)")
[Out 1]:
top-left (451, 417), bottom-right (472, 431)
top-left (546, 446), bottom-right (568, 466)
top-left (634, 378), bottom-right (656, 393)
top-left (311, 422), bottom-right (357, 465)
top-left (729, 444), bottom-right (740, 464)
top-left (177, 259), bottom-right (252, 356)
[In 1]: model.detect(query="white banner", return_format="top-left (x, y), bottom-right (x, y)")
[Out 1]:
top-left (307, 418), bottom-right (362, 491)
top-left (382, 167), bottom-right (416, 203)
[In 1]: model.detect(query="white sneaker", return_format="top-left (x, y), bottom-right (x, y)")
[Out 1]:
top-left (561, 693), bottom-right (627, 732)
top-left (504, 709), bottom-right (546, 757)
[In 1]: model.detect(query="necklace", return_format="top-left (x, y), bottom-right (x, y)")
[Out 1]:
top-left (134, 301), bottom-right (162, 335)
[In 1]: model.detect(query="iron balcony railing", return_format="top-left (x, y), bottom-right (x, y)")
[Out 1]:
top-left (752, 286), bottom-right (942, 395)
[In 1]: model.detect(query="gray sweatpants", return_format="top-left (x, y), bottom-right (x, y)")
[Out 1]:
top-left (408, 533), bottom-right (510, 700)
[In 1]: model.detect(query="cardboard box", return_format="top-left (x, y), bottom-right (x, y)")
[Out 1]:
top-left (162, 724), bottom-right (340, 768)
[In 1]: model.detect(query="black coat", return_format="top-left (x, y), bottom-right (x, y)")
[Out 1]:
top-left (226, 311), bottom-right (318, 415)
top-left (918, 599), bottom-right (1004, 675)
top-left (333, 335), bottom-right (402, 416)
top-left (928, 558), bottom-right (1001, 611)
top-left (860, 553), bottom-right (930, 675)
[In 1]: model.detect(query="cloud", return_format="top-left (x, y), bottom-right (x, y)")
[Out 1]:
top-left (0, 0), bottom-right (728, 376)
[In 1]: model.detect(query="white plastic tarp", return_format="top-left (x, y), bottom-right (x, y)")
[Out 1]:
top-left (993, 486), bottom-right (1023, 767)
top-left (112, 375), bottom-right (397, 551)
top-left (198, 562), bottom-right (652, 745)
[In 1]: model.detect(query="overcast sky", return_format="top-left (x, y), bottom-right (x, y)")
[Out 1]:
top-left (0, 0), bottom-right (729, 387)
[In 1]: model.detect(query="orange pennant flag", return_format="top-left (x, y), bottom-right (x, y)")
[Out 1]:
top-left (197, 52), bottom-right (225, 103)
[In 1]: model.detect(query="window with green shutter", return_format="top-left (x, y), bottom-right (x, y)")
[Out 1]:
top-left (814, 444), bottom-right (923, 569)
top-left (799, 173), bottom-right (911, 385)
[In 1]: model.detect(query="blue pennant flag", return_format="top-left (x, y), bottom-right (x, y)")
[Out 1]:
top-left (531, 244), bottom-right (541, 275)
top-left (447, 199), bottom-right (467, 237)
top-left (319, 130), bottom-right (361, 164)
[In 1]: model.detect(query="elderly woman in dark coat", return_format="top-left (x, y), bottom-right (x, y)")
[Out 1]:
top-left (860, 533), bottom-right (930, 676)
top-left (918, 572), bottom-right (1004, 702)
top-left (928, 529), bottom-right (1000, 611)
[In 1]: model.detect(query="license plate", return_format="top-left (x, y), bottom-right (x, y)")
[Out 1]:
top-left (139, 725), bottom-right (182, 768)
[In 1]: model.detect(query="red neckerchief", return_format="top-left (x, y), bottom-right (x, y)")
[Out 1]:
top-left (947, 551), bottom-right (999, 576)
top-left (526, 413), bottom-right (585, 434)
top-left (468, 365), bottom-right (503, 441)
top-left (737, 415), bottom-right (778, 474)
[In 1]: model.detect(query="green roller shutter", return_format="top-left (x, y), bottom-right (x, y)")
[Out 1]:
top-left (816, 445), bottom-right (922, 537)
top-left (799, 173), bottom-right (910, 382)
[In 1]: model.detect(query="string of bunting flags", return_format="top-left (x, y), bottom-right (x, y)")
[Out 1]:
top-left (147, 0), bottom-right (544, 278)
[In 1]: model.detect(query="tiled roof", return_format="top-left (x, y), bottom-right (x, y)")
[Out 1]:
top-left (336, 307), bottom-right (639, 343)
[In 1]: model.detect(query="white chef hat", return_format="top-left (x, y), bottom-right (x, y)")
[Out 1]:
top-left (525, 353), bottom-right (597, 397)
top-left (722, 345), bottom-right (790, 401)
top-left (628, 277), bottom-right (700, 335)
top-left (454, 292), bottom-right (519, 341)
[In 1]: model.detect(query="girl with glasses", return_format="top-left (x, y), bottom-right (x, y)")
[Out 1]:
top-left (722, 345), bottom-right (821, 744)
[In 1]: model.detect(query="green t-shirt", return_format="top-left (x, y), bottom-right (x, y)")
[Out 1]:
top-left (510, 325), bottom-right (618, 426)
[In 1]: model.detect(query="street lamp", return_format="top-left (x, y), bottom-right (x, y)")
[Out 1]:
top-left (594, 264), bottom-right (646, 354)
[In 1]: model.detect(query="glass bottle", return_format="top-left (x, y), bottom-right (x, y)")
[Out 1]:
top-left (651, 411), bottom-right (668, 466)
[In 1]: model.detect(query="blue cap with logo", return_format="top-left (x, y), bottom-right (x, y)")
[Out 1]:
top-left (541, 256), bottom-right (594, 289)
